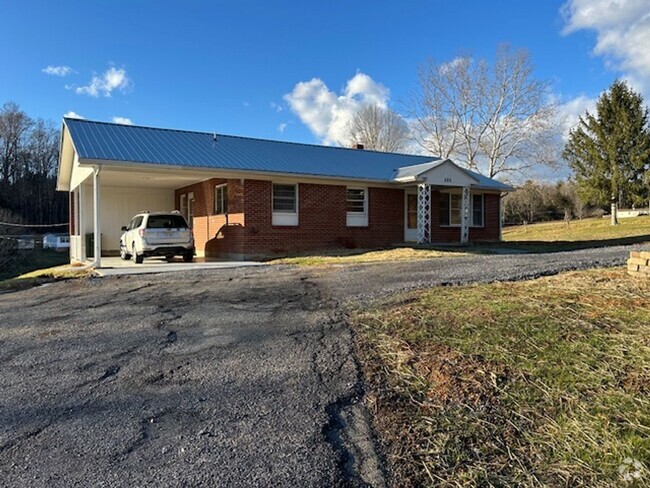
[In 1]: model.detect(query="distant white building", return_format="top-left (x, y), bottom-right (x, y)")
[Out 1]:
top-left (43, 233), bottom-right (70, 251)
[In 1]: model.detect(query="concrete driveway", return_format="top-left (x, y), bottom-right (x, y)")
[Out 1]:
top-left (95, 256), bottom-right (265, 277)
top-left (0, 244), bottom-right (638, 487)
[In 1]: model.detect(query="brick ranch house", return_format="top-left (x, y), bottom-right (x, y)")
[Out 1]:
top-left (56, 118), bottom-right (511, 265)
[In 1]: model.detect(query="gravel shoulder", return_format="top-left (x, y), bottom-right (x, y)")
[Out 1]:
top-left (0, 244), bottom-right (638, 486)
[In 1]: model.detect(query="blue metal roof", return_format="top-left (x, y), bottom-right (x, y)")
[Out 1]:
top-left (64, 118), bottom-right (437, 181)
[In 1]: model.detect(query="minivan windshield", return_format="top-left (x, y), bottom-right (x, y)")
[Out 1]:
top-left (146, 215), bottom-right (188, 229)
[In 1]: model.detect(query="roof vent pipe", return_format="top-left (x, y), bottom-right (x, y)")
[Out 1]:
top-left (213, 132), bottom-right (217, 142)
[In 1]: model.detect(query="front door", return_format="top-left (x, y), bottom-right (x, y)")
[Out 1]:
top-left (404, 189), bottom-right (418, 242)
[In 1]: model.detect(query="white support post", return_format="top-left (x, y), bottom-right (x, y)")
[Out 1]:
top-left (93, 168), bottom-right (101, 268)
top-left (79, 183), bottom-right (86, 262)
top-left (460, 186), bottom-right (470, 245)
top-left (417, 183), bottom-right (431, 244)
top-left (73, 187), bottom-right (81, 261)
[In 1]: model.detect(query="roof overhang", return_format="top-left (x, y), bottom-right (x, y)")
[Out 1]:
top-left (396, 159), bottom-right (479, 186)
top-left (391, 158), bottom-right (513, 192)
top-left (72, 158), bottom-right (401, 189)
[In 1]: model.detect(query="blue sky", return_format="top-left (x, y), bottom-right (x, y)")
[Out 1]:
top-left (1, 0), bottom-right (648, 147)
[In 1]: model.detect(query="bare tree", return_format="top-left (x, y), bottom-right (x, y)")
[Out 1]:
top-left (0, 102), bottom-right (33, 184)
top-left (345, 104), bottom-right (409, 153)
top-left (0, 101), bottom-right (66, 226)
top-left (28, 119), bottom-right (59, 177)
top-left (410, 45), bottom-right (559, 179)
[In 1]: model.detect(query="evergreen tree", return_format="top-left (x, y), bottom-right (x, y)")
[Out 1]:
top-left (563, 80), bottom-right (650, 224)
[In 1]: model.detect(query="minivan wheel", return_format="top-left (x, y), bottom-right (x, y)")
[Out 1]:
top-left (132, 243), bottom-right (143, 264)
top-left (120, 245), bottom-right (131, 260)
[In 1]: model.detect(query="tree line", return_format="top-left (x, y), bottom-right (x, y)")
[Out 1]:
top-left (503, 180), bottom-right (594, 225)
top-left (0, 102), bottom-right (67, 228)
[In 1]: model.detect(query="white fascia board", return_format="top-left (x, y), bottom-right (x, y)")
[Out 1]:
top-left (391, 176), bottom-right (417, 183)
top-left (418, 159), bottom-right (480, 186)
top-left (77, 158), bottom-right (400, 189)
top-left (56, 122), bottom-right (77, 192)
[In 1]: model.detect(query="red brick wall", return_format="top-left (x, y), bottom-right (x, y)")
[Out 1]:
top-left (430, 190), bottom-right (501, 242)
top-left (175, 178), bottom-right (246, 257)
top-left (175, 178), bottom-right (502, 258)
top-left (240, 181), bottom-right (405, 256)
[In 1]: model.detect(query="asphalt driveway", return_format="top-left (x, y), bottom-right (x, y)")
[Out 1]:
top-left (0, 244), bottom-right (639, 487)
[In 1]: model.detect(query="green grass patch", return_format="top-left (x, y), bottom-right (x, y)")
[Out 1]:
top-left (354, 269), bottom-right (650, 486)
top-left (503, 216), bottom-right (650, 246)
top-left (270, 247), bottom-right (468, 266)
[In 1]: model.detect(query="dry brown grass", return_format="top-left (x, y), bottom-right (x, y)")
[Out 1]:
top-left (354, 269), bottom-right (650, 487)
top-left (270, 247), bottom-right (467, 266)
top-left (0, 265), bottom-right (96, 293)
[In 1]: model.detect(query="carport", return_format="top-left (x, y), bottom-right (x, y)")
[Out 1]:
top-left (57, 123), bottom-right (220, 267)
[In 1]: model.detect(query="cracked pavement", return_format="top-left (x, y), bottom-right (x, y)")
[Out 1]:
top-left (0, 244), bottom-right (638, 487)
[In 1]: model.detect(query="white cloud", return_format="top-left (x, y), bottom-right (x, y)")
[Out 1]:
top-left (73, 67), bottom-right (131, 97)
top-left (556, 94), bottom-right (597, 139)
top-left (283, 72), bottom-right (390, 145)
top-left (42, 65), bottom-right (73, 76)
top-left (64, 111), bottom-right (84, 119)
top-left (562, 0), bottom-right (650, 95)
top-left (112, 116), bottom-right (133, 125)
top-left (277, 122), bottom-right (288, 133)
top-left (439, 56), bottom-right (471, 75)
top-left (270, 102), bottom-right (284, 112)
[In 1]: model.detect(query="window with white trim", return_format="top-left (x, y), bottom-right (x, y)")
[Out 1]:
top-left (346, 188), bottom-right (368, 227)
top-left (272, 183), bottom-right (298, 226)
top-left (215, 184), bottom-right (228, 215)
top-left (439, 192), bottom-right (484, 227)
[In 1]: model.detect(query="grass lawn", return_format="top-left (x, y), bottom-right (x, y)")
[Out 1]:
top-left (270, 247), bottom-right (468, 266)
top-left (0, 248), bottom-right (70, 281)
top-left (353, 268), bottom-right (649, 486)
top-left (503, 216), bottom-right (650, 249)
top-left (0, 249), bottom-right (94, 293)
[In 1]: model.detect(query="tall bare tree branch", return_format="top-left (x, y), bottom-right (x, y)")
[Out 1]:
top-left (409, 44), bottom-right (559, 180)
top-left (344, 104), bottom-right (409, 153)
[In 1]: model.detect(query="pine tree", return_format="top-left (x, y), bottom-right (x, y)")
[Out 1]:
top-left (563, 80), bottom-right (650, 224)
